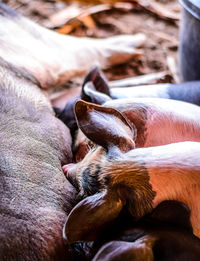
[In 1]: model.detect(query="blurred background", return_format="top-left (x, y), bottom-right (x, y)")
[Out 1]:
top-left (2, 0), bottom-right (181, 83)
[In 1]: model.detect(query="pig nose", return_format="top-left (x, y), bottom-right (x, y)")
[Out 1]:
top-left (62, 163), bottom-right (79, 189)
top-left (62, 163), bottom-right (75, 181)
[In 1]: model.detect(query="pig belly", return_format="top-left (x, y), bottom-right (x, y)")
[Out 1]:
top-left (0, 60), bottom-right (76, 259)
top-left (0, 113), bottom-right (76, 260)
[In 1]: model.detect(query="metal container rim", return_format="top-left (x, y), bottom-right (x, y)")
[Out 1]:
top-left (179, 0), bottom-right (200, 20)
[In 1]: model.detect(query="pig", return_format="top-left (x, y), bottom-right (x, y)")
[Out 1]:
top-left (0, 3), bottom-right (146, 259)
top-left (56, 66), bottom-right (200, 150)
top-left (71, 97), bottom-right (200, 161)
top-left (0, 56), bottom-right (78, 260)
top-left (0, 3), bottom-right (145, 89)
top-left (81, 66), bottom-right (200, 104)
top-left (63, 140), bottom-right (200, 243)
top-left (92, 201), bottom-right (200, 261)
top-left (62, 100), bottom-right (200, 243)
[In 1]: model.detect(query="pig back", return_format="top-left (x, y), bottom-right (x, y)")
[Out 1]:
top-left (0, 58), bottom-right (76, 261)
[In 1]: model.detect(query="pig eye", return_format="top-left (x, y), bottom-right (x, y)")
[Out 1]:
top-left (88, 140), bottom-right (94, 149)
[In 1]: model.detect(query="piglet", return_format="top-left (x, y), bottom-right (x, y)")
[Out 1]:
top-left (82, 66), bottom-right (200, 105)
top-left (57, 66), bottom-right (200, 146)
top-left (63, 119), bottom-right (200, 243)
top-left (72, 96), bottom-right (200, 161)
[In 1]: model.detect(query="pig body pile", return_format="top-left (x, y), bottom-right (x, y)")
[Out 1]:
top-left (0, 2), bottom-right (146, 259)
top-left (1, 1), bottom-right (200, 260)
top-left (61, 70), bottom-right (200, 260)
top-left (63, 96), bottom-right (200, 259)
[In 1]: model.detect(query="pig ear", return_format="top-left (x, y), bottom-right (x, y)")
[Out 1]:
top-left (81, 81), bottom-right (111, 105)
top-left (63, 190), bottom-right (123, 243)
top-left (81, 66), bottom-right (111, 105)
top-left (93, 238), bottom-right (154, 261)
top-left (82, 66), bottom-right (110, 96)
top-left (74, 100), bottom-right (136, 154)
top-left (150, 200), bottom-right (193, 232)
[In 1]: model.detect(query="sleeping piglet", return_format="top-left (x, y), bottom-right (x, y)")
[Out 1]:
top-left (0, 3), bottom-right (145, 89)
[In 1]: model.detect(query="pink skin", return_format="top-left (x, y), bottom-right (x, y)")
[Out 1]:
top-left (62, 164), bottom-right (76, 182)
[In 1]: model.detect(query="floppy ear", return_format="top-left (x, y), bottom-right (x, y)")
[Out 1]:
top-left (74, 100), bottom-right (136, 155)
top-left (81, 81), bottom-right (111, 105)
top-left (93, 237), bottom-right (155, 261)
top-left (150, 200), bottom-right (193, 232)
top-left (82, 66), bottom-right (110, 96)
top-left (63, 190), bottom-right (123, 243)
top-left (81, 66), bottom-right (111, 105)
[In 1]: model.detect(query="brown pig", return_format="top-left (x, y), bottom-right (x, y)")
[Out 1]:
top-left (0, 57), bottom-right (76, 260)
top-left (72, 97), bottom-right (200, 161)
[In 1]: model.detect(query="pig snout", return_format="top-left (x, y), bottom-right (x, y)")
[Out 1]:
top-left (62, 163), bottom-right (75, 177)
top-left (62, 163), bottom-right (77, 187)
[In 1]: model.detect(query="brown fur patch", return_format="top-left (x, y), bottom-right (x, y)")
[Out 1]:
top-left (102, 160), bottom-right (156, 220)
top-left (75, 147), bottom-right (106, 196)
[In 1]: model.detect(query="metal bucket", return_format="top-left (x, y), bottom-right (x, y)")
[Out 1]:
top-left (179, 0), bottom-right (200, 81)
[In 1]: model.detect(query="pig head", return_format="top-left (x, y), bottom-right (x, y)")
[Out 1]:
top-left (0, 57), bottom-right (77, 260)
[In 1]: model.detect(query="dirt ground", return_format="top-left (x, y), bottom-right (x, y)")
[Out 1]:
top-left (3, 0), bottom-right (181, 83)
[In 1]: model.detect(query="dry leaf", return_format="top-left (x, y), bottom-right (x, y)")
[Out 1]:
top-left (59, 0), bottom-right (127, 4)
top-left (81, 15), bottom-right (96, 28)
top-left (56, 22), bottom-right (80, 34)
top-left (109, 71), bottom-right (168, 87)
top-left (54, 4), bottom-right (112, 32)
top-left (134, 0), bottom-right (180, 22)
top-left (50, 3), bottom-right (109, 27)
top-left (167, 56), bottom-right (179, 83)
top-left (50, 4), bottom-right (82, 27)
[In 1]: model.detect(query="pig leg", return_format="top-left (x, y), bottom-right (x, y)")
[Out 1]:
top-left (0, 3), bottom-right (145, 89)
